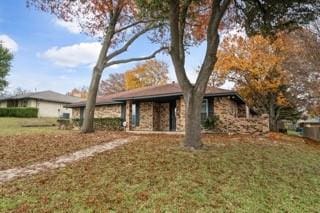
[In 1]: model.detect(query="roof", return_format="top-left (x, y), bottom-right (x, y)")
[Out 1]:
top-left (67, 83), bottom-right (242, 108)
top-left (0, 90), bottom-right (83, 104)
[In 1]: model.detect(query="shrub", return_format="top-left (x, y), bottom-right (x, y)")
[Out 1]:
top-left (202, 115), bottom-right (220, 130)
top-left (57, 118), bottom-right (73, 130)
top-left (0, 107), bottom-right (38, 118)
top-left (73, 117), bottom-right (124, 131)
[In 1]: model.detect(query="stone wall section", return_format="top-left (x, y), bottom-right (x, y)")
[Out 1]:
top-left (176, 97), bottom-right (185, 131)
top-left (95, 104), bottom-right (122, 118)
top-left (71, 104), bottom-right (121, 119)
top-left (214, 114), bottom-right (269, 135)
top-left (133, 102), bottom-right (153, 131)
top-left (214, 97), bottom-right (238, 119)
top-left (237, 103), bottom-right (246, 118)
top-left (125, 100), bottom-right (132, 131)
top-left (153, 103), bottom-right (160, 131)
top-left (159, 103), bottom-right (170, 131)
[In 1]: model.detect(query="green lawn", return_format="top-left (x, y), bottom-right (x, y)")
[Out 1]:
top-left (1, 133), bottom-right (320, 212)
top-left (0, 117), bottom-right (61, 136)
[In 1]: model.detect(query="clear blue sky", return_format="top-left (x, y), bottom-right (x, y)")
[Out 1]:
top-left (0, 0), bottom-right (229, 94)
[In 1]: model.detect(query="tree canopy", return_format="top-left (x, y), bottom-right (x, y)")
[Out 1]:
top-left (124, 59), bottom-right (169, 90)
top-left (0, 44), bottom-right (13, 92)
top-left (99, 59), bottom-right (169, 95)
top-left (215, 34), bottom-right (292, 130)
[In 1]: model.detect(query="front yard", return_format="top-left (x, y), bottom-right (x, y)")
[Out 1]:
top-left (0, 117), bottom-right (60, 136)
top-left (1, 130), bottom-right (320, 212)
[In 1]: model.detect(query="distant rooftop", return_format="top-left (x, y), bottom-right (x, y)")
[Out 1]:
top-left (0, 90), bottom-right (83, 104)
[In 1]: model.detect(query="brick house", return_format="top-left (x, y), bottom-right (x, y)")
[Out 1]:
top-left (67, 83), bottom-right (269, 134)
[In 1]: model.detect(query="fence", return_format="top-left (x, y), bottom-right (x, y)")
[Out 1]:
top-left (303, 126), bottom-right (320, 142)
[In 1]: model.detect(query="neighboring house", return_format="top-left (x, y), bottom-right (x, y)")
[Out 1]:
top-left (67, 83), bottom-right (269, 134)
top-left (0, 91), bottom-right (83, 118)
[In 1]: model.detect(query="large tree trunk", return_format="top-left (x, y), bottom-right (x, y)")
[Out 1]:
top-left (269, 102), bottom-right (277, 131)
top-left (184, 90), bottom-right (203, 148)
top-left (80, 19), bottom-right (116, 133)
top-left (81, 66), bottom-right (103, 133)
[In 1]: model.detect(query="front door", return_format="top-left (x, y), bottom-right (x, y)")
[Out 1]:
top-left (169, 101), bottom-right (176, 131)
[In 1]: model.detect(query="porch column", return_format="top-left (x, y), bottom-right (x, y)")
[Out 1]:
top-left (125, 100), bottom-right (132, 131)
top-left (245, 105), bottom-right (250, 119)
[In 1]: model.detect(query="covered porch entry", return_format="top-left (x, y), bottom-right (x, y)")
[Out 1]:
top-left (125, 96), bottom-right (181, 132)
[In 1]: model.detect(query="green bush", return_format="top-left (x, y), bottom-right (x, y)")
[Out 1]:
top-left (202, 115), bottom-right (220, 130)
top-left (0, 107), bottom-right (38, 118)
top-left (73, 117), bottom-right (124, 131)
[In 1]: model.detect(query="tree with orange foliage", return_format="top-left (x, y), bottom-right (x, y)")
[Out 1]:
top-left (28, 0), bottom-right (167, 133)
top-left (215, 34), bottom-right (296, 131)
top-left (124, 59), bottom-right (169, 90)
top-left (137, 0), bottom-right (319, 148)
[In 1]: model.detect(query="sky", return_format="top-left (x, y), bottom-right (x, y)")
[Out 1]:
top-left (0, 1), bottom-right (232, 94)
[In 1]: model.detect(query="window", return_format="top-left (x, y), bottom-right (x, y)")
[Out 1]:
top-left (21, 100), bottom-right (28, 107)
top-left (201, 99), bottom-right (208, 122)
top-left (131, 103), bottom-right (139, 127)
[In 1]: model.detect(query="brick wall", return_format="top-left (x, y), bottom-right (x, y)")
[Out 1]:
top-left (214, 114), bottom-right (269, 135)
top-left (153, 103), bottom-right (160, 130)
top-left (176, 97), bottom-right (185, 131)
top-left (159, 103), bottom-right (170, 131)
top-left (95, 105), bottom-right (122, 118)
top-left (133, 102), bottom-right (153, 131)
top-left (71, 104), bottom-right (122, 119)
top-left (214, 97), bottom-right (238, 118)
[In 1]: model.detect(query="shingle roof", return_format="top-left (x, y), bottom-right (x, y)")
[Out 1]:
top-left (0, 90), bottom-right (83, 103)
top-left (67, 83), bottom-right (240, 108)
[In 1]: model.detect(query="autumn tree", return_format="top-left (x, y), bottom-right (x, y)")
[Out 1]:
top-left (0, 44), bottom-right (13, 92)
top-left (67, 86), bottom-right (88, 99)
top-left (216, 35), bottom-right (294, 131)
top-left (124, 59), bottom-right (169, 90)
top-left (99, 73), bottom-right (126, 95)
top-left (28, 0), bottom-right (167, 133)
top-left (137, 0), bottom-right (319, 148)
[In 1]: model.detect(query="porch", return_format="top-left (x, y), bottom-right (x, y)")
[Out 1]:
top-left (125, 96), bottom-right (183, 132)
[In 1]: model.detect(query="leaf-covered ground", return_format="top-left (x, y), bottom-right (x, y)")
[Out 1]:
top-left (0, 131), bottom-right (128, 170)
top-left (1, 133), bottom-right (320, 212)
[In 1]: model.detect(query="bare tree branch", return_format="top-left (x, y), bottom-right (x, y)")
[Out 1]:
top-left (114, 20), bottom-right (155, 34)
top-left (106, 24), bottom-right (157, 61)
top-left (104, 47), bottom-right (167, 67)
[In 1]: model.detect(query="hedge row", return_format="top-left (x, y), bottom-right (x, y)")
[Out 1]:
top-left (0, 107), bottom-right (38, 118)
top-left (73, 117), bottom-right (124, 131)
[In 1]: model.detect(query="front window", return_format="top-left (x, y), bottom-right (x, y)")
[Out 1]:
top-left (132, 103), bottom-right (139, 127)
top-left (201, 99), bottom-right (208, 122)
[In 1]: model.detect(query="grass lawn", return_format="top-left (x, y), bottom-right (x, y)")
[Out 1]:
top-left (0, 117), bottom-right (61, 136)
top-left (287, 130), bottom-right (302, 137)
top-left (1, 133), bottom-right (320, 212)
